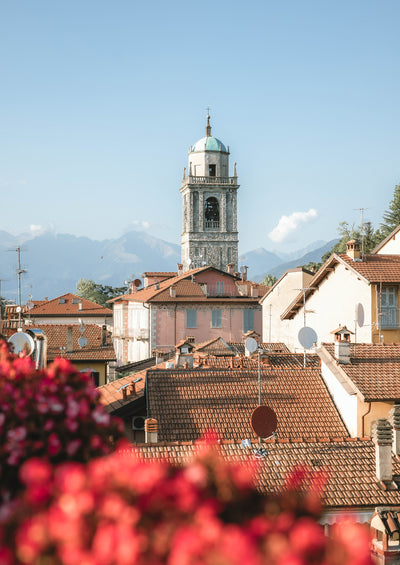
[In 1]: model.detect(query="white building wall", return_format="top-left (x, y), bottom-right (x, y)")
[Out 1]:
top-left (189, 149), bottom-right (229, 177)
top-left (261, 270), bottom-right (313, 343)
top-left (284, 263), bottom-right (371, 351)
top-left (320, 361), bottom-right (357, 437)
top-left (376, 232), bottom-right (400, 254)
top-left (127, 302), bottom-right (150, 362)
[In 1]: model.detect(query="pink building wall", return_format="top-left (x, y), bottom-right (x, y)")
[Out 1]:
top-left (154, 304), bottom-right (261, 348)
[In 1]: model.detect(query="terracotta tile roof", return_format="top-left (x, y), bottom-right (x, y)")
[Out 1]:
top-left (134, 438), bottom-right (400, 509)
top-left (229, 342), bottom-right (290, 355)
top-left (142, 272), bottom-right (177, 278)
top-left (24, 324), bottom-right (116, 362)
top-left (28, 293), bottom-right (113, 317)
top-left (338, 253), bottom-right (400, 282)
top-left (195, 353), bottom-right (319, 370)
top-left (99, 359), bottom-right (168, 414)
top-left (282, 253), bottom-right (400, 320)
top-left (111, 267), bottom-right (260, 305)
top-left (194, 337), bottom-right (235, 356)
top-left (321, 343), bottom-right (400, 401)
top-left (99, 368), bottom-right (147, 414)
top-left (147, 367), bottom-right (348, 442)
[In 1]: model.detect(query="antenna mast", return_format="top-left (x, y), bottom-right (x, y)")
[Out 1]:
top-left (16, 247), bottom-right (27, 330)
top-left (355, 207), bottom-right (368, 259)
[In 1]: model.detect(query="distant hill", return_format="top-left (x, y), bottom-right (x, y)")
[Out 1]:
top-left (253, 239), bottom-right (339, 282)
top-left (0, 230), bottom-right (338, 302)
top-left (0, 230), bottom-right (180, 302)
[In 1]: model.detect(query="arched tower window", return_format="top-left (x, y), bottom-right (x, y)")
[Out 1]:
top-left (205, 197), bottom-right (219, 228)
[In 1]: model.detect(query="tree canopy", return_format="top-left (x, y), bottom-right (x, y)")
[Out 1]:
top-left (76, 279), bottom-right (128, 306)
top-left (380, 183), bottom-right (400, 238)
top-left (261, 274), bottom-right (277, 287)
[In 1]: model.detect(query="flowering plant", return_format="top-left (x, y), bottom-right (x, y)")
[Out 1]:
top-left (0, 341), bottom-right (124, 501)
top-left (0, 438), bottom-right (372, 565)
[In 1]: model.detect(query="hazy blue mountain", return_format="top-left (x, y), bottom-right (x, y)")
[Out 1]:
top-left (274, 240), bottom-right (328, 262)
top-left (0, 230), bottom-right (180, 302)
top-left (240, 248), bottom-right (283, 280)
top-left (0, 229), bottom-right (338, 302)
top-left (253, 239), bottom-right (339, 282)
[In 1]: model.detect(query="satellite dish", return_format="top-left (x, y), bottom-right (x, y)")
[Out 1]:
top-left (78, 336), bottom-right (87, 348)
top-left (8, 332), bottom-right (35, 356)
top-left (298, 326), bottom-right (318, 349)
top-left (251, 405), bottom-right (278, 438)
top-left (16, 306), bottom-right (22, 313)
top-left (245, 337), bottom-right (258, 353)
top-left (187, 258), bottom-right (192, 265)
top-left (357, 303), bottom-right (364, 328)
top-left (133, 279), bottom-right (142, 288)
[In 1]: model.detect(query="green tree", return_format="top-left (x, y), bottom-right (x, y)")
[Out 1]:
top-left (261, 274), bottom-right (277, 287)
top-left (302, 261), bottom-right (322, 274)
top-left (76, 279), bottom-right (128, 306)
top-left (380, 183), bottom-right (400, 238)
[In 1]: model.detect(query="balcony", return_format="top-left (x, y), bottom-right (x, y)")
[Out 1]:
top-left (182, 175), bottom-right (237, 187)
top-left (205, 220), bottom-right (219, 229)
top-left (378, 307), bottom-right (399, 329)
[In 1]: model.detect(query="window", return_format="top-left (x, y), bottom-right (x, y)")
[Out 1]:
top-left (243, 309), bottom-right (254, 332)
top-left (205, 197), bottom-right (219, 228)
top-left (378, 286), bottom-right (399, 328)
top-left (216, 281), bottom-right (224, 295)
top-left (209, 164), bottom-right (216, 177)
top-left (186, 310), bottom-right (197, 328)
top-left (212, 310), bottom-right (222, 328)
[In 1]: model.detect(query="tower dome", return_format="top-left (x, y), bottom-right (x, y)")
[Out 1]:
top-left (190, 115), bottom-right (228, 153)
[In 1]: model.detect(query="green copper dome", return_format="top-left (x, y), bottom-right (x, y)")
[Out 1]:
top-left (191, 136), bottom-right (227, 153)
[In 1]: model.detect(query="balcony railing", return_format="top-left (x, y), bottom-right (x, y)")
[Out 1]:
top-left (378, 307), bottom-right (399, 329)
top-left (205, 220), bottom-right (219, 228)
top-left (182, 175), bottom-right (237, 186)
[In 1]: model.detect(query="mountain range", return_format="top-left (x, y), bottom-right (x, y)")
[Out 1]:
top-left (0, 230), bottom-right (337, 301)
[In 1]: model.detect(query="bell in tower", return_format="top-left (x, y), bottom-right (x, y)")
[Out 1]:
top-left (180, 115), bottom-right (239, 272)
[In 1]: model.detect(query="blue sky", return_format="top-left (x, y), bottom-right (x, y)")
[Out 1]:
top-left (1, 0), bottom-right (399, 254)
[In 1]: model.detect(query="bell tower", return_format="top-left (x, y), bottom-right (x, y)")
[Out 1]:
top-left (180, 115), bottom-right (239, 272)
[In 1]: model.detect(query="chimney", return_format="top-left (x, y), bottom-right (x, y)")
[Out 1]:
top-left (332, 326), bottom-right (352, 364)
top-left (145, 418), bottom-right (158, 443)
top-left (101, 325), bottom-right (107, 346)
top-left (177, 263), bottom-right (183, 276)
top-left (241, 266), bottom-right (248, 281)
top-left (226, 263), bottom-right (234, 275)
top-left (78, 301), bottom-right (83, 310)
top-left (170, 285), bottom-right (176, 298)
top-left (346, 239), bottom-right (361, 261)
top-left (129, 381), bottom-right (138, 396)
top-left (251, 285), bottom-right (258, 298)
top-left (390, 404), bottom-right (400, 456)
top-left (66, 327), bottom-right (73, 353)
top-left (372, 419), bottom-right (393, 483)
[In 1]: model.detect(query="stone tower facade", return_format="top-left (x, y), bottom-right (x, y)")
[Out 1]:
top-left (180, 116), bottom-right (239, 272)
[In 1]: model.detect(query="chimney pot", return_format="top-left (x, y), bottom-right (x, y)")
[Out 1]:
top-left (226, 263), bottom-right (234, 275)
top-left (145, 418), bottom-right (158, 443)
top-left (66, 327), bottom-right (73, 353)
top-left (346, 239), bottom-right (361, 261)
top-left (177, 263), bottom-right (183, 276)
top-left (373, 419), bottom-right (393, 482)
top-left (390, 404), bottom-right (400, 455)
top-left (241, 266), bottom-right (248, 282)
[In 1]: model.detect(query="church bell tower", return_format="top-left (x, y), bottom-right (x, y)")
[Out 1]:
top-left (180, 115), bottom-right (239, 272)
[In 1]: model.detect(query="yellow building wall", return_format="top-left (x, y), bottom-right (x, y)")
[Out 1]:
top-left (357, 397), bottom-right (394, 436)
top-left (370, 284), bottom-right (400, 343)
top-left (67, 360), bottom-right (108, 387)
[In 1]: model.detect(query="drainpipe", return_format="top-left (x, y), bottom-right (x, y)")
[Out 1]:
top-left (361, 401), bottom-right (372, 437)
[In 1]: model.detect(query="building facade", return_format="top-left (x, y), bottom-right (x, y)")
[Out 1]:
top-left (180, 115), bottom-right (239, 272)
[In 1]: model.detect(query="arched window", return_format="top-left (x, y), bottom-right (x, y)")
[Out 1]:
top-left (205, 197), bottom-right (219, 228)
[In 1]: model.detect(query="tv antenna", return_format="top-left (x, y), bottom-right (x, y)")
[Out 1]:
top-left (354, 207), bottom-right (368, 258)
top-left (16, 247), bottom-right (27, 330)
